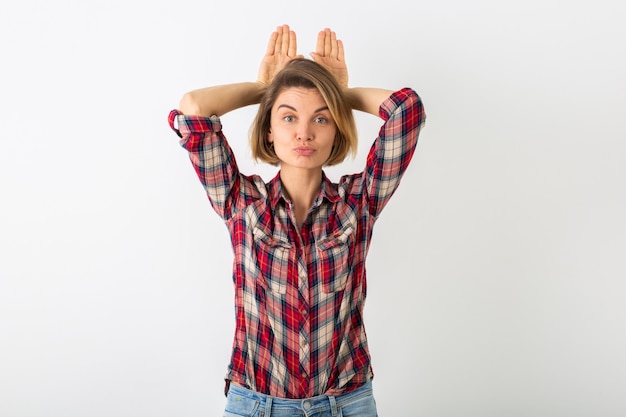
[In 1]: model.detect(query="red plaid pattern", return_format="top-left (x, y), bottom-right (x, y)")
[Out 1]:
top-left (168, 88), bottom-right (425, 398)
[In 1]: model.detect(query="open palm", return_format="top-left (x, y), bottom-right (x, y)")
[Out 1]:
top-left (310, 28), bottom-right (349, 89)
top-left (257, 25), bottom-right (303, 86)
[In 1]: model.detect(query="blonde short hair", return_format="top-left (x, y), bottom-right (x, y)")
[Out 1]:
top-left (250, 58), bottom-right (357, 166)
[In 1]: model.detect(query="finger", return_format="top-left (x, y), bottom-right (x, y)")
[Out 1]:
top-left (274, 25), bottom-right (289, 55)
top-left (280, 25), bottom-right (290, 55)
top-left (329, 30), bottom-right (338, 59)
top-left (274, 25), bottom-right (285, 55)
top-left (288, 29), bottom-right (298, 57)
top-left (265, 29), bottom-right (279, 56)
top-left (323, 28), bottom-right (332, 56)
top-left (337, 39), bottom-right (345, 62)
top-left (315, 30), bottom-right (325, 56)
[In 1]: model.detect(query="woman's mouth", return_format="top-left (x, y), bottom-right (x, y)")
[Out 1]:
top-left (294, 147), bottom-right (315, 156)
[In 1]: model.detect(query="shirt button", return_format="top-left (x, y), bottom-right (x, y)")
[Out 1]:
top-left (301, 309), bottom-right (307, 316)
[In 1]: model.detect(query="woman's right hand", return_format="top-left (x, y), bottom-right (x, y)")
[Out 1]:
top-left (257, 24), bottom-right (303, 86)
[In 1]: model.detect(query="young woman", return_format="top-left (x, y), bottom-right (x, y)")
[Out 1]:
top-left (168, 25), bottom-right (425, 417)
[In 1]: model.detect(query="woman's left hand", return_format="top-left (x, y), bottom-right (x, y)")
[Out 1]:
top-left (310, 28), bottom-right (349, 89)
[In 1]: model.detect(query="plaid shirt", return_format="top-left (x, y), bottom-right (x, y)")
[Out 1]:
top-left (168, 88), bottom-right (425, 399)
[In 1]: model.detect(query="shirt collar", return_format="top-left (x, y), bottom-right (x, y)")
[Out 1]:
top-left (269, 170), bottom-right (341, 208)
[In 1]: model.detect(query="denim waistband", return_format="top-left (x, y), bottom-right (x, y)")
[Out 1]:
top-left (227, 380), bottom-right (373, 416)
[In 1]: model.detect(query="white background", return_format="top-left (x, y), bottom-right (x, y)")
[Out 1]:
top-left (1, 0), bottom-right (625, 416)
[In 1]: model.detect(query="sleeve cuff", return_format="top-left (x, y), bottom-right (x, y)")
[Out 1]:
top-left (378, 88), bottom-right (418, 120)
top-left (168, 109), bottom-right (222, 138)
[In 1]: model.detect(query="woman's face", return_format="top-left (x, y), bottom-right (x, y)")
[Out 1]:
top-left (268, 87), bottom-right (337, 173)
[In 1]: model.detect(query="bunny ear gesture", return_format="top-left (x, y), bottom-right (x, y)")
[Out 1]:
top-left (310, 28), bottom-right (349, 89)
top-left (257, 24), bottom-right (304, 86)
top-left (257, 26), bottom-right (349, 88)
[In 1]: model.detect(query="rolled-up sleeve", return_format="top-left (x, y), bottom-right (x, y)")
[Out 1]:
top-left (364, 88), bottom-right (426, 217)
top-left (168, 110), bottom-right (245, 220)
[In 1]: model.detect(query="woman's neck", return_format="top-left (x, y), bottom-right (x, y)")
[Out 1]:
top-left (279, 167), bottom-right (323, 226)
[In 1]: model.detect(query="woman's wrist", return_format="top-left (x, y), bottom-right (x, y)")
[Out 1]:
top-left (244, 82), bottom-right (268, 105)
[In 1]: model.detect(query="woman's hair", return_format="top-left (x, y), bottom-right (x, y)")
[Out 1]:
top-left (250, 58), bottom-right (357, 166)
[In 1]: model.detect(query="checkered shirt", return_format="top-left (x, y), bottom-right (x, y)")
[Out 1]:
top-left (168, 87), bottom-right (425, 398)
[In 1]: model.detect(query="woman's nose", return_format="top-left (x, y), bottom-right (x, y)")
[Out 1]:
top-left (296, 122), bottom-right (313, 141)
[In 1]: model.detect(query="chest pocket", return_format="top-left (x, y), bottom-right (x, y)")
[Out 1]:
top-left (316, 224), bottom-right (355, 293)
top-left (253, 226), bottom-right (292, 294)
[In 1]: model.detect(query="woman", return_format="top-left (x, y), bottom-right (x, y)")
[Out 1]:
top-left (168, 25), bottom-right (425, 417)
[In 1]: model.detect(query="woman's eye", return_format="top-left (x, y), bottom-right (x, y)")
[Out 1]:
top-left (283, 115), bottom-right (294, 122)
top-left (314, 117), bottom-right (328, 124)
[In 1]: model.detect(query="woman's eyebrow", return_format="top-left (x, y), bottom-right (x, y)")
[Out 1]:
top-left (277, 104), bottom-right (297, 111)
top-left (276, 104), bottom-right (329, 113)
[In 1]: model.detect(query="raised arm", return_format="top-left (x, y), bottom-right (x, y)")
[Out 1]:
top-left (343, 88), bottom-right (395, 117)
top-left (179, 25), bottom-right (302, 117)
top-left (310, 28), bottom-right (393, 117)
top-left (179, 82), bottom-right (265, 117)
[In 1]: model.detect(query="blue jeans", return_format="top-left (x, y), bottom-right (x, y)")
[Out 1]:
top-left (223, 381), bottom-right (378, 417)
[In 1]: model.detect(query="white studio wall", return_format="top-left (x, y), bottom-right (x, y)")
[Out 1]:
top-left (1, 0), bottom-right (625, 416)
